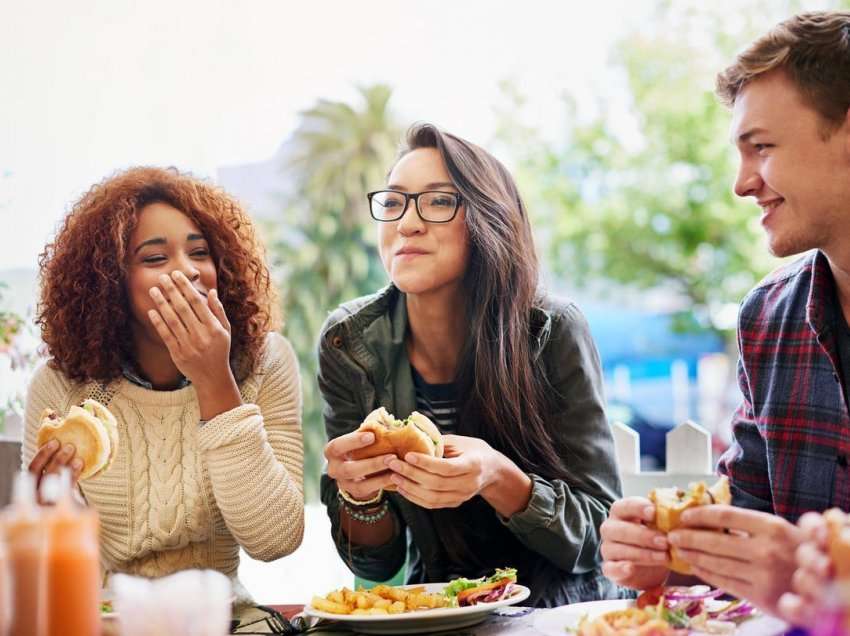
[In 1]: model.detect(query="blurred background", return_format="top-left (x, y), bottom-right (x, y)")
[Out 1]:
top-left (2, 0), bottom-right (848, 601)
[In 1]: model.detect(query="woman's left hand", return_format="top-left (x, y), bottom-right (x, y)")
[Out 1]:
top-left (147, 270), bottom-right (233, 387)
top-left (385, 434), bottom-right (501, 509)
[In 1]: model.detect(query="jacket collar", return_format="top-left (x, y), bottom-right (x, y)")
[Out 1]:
top-left (344, 284), bottom-right (554, 359)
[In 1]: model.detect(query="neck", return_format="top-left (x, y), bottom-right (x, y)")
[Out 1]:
top-left (405, 285), bottom-right (467, 384)
top-left (131, 324), bottom-right (184, 390)
top-left (825, 249), bottom-right (850, 326)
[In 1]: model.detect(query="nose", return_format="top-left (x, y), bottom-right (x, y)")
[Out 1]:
top-left (396, 197), bottom-right (425, 236)
top-left (174, 253), bottom-right (201, 282)
top-left (733, 158), bottom-right (763, 199)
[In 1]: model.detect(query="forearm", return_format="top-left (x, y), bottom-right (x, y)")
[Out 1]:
top-left (200, 405), bottom-right (304, 560)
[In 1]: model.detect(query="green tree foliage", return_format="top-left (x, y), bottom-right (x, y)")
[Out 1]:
top-left (498, 2), bottom-right (847, 336)
top-left (268, 85), bottom-right (401, 500)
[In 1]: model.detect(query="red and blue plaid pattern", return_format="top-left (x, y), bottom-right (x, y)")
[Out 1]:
top-left (718, 250), bottom-right (850, 522)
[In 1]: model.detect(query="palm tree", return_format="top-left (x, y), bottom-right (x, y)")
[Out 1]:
top-left (269, 85), bottom-right (401, 501)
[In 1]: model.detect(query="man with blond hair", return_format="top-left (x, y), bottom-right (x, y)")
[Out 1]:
top-left (599, 10), bottom-right (850, 620)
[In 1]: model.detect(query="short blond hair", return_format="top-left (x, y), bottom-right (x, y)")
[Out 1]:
top-left (716, 11), bottom-right (850, 131)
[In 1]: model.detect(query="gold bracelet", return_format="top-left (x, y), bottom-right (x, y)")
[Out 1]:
top-left (338, 487), bottom-right (384, 507)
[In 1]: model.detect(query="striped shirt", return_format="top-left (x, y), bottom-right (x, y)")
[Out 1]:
top-left (411, 367), bottom-right (457, 435)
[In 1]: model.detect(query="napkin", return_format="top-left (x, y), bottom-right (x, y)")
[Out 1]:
top-left (112, 569), bottom-right (232, 636)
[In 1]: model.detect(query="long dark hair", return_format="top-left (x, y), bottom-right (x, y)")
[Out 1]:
top-left (403, 123), bottom-right (572, 483)
top-left (401, 124), bottom-right (575, 569)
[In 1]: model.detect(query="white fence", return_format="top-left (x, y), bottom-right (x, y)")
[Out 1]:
top-left (612, 419), bottom-right (716, 498)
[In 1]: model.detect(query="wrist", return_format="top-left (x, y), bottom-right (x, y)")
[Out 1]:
top-left (481, 453), bottom-right (533, 518)
top-left (194, 374), bottom-right (242, 421)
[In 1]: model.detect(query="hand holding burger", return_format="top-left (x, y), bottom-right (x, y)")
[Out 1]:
top-left (28, 399), bottom-right (119, 490)
top-left (324, 407), bottom-right (442, 503)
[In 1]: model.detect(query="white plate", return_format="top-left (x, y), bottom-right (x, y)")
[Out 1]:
top-left (533, 599), bottom-right (789, 636)
top-left (303, 582), bottom-right (531, 634)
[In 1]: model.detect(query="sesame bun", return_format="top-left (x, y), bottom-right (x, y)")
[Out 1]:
top-left (36, 399), bottom-right (119, 481)
top-left (349, 407), bottom-right (443, 491)
top-left (649, 476), bottom-right (731, 574)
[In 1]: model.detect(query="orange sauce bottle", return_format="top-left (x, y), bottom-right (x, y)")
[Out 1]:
top-left (2, 471), bottom-right (45, 636)
top-left (0, 523), bottom-right (11, 636)
top-left (41, 471), bottom-right (101, 636)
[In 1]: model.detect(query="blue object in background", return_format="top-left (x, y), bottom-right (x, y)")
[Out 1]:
top-left (582, 303), bottom-right (727, 469)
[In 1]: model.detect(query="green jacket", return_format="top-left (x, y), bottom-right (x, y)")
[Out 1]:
top-left (318, 285), bottom-right (623, 607)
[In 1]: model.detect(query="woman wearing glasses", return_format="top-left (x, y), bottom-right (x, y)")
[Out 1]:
top-left (319, 123), bottom-right (622, 607)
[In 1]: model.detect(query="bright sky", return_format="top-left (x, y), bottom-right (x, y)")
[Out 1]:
top-left (0, 0), bottom-right (656, 271)
top-left (2, 0), bottom-right (839, 272)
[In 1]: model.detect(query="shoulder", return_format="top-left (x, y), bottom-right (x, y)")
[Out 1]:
top-left (319, 286), bottom-right (397, 340)
top-left (27, 359), bottom-right (77, 397)
top-left (536, 293), bottom-right (592, 338)
top-left (258, 332), bottom-right (298, 370)
top-left (739, 251), bottom-right (814, 319)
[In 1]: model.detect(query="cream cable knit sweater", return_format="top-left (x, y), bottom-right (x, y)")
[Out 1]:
top-left (22, 333), bottom-right (304, 604)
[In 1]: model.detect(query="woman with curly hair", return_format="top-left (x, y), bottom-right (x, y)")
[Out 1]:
top-left (22, 166), bottom-right (304, 604)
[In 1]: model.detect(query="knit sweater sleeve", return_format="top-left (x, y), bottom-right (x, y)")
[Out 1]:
top-left (21, 361), bottom-right (75, 469)
top-left (196, 333), bottom-right (305, 561)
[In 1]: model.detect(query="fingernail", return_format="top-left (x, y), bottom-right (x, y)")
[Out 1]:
top-left (159, 274), bottom-right (170, 285)
top-left (63, 444), bottom-right (74, 454)
top-left (171, 271), bottom-right (181, 280)
top-left (644, 506), bottom-right (655, 521)
top-left (654, 535), bottom-right (668, 548)
top-left (388, 460), bottom-right (403, 472)
top-left (47, 439), bottom-right (59, 450)
top-left (72, 459), bottom-right (83, 470)
top-left (360, 433), bottom-right (374, 444)
top-left (405, 454), bottom-right (418, 465)
top-left (668, 533), bottom-right (680, 546)
top-left (210, 289), bottom-right (217, 298)
top-left (384, 456), bottom-right (394, 467)
top-left (391, 475), bottom-right (403, 485)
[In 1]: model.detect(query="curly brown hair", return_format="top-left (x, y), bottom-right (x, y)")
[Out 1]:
top-left (37, 166), bottom-right (279, 384)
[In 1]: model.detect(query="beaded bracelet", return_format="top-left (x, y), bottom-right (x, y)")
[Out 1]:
top-left (338, 487), bottom-right (384, 507)
top-left (343, 498), bottom-right (390, 525)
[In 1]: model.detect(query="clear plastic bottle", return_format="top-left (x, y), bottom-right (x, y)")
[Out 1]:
top-left (2, 471), bottom-right (46, 636)
top-left (42, 470), bottom-right (101, 636)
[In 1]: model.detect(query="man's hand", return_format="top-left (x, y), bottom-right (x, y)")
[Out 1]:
top-left (670, 505), bottom-right (802, 615)
top-left (600, 497), bottom-right (671, 591)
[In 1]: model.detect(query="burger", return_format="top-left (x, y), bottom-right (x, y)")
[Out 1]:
top-left (649, 476), bottom-right (731, 574)
top-left (349, 407), bottom-right (443, 490)
top-left (37, 399), bottom-right (119, 481)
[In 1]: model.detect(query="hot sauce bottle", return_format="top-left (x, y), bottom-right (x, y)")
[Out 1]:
top-left (2, 471), bottom-right (45, 636)
top-left (41, 470), bottom-right (101, 636)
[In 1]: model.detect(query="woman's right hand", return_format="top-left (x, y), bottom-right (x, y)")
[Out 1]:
top-left (324, 431), bottom-right (396, 501)
top-left (600, 497), bottom-right (671, 590)
top-left (27, 439), bottom-right (83, 492)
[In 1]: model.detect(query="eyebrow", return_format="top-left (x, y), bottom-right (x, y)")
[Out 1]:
top-left (386, 181), bottom-right (457, 191)
top-left (133, 233), bottom-right (206, 255)
top-left (734, 127), bottom-right (768, 144)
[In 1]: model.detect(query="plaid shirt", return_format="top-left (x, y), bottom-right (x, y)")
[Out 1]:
top-left (718, 250), bottom-right (850, 522)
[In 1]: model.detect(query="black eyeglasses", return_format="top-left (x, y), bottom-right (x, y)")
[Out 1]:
top-left (367, 190), bottom-right (462, 223)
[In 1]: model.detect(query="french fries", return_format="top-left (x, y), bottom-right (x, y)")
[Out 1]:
top-left (310, 583), bottom-right (451, 615)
